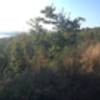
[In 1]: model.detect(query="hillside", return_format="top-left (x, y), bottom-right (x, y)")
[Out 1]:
top-left (0, 5), bottom-right (100, 100)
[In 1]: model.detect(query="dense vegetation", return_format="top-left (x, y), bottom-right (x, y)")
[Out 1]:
top-left (0, 5), bottom-right (100, 100)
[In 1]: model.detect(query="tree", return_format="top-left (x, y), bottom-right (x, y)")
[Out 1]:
top-left (28, 5), bottom-right (85, 48)
top-left (37, 5), bottom-right (85, 33)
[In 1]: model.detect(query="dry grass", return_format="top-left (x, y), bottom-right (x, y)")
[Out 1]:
top-left (80, 43), bottom-right (100, 72)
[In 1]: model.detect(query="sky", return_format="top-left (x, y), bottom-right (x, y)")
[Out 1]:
top-left (0, 0), bottom-right (50, 32)
top-left (54, 0), bottom-right (100, 28)
top-left (0, 0), bottom-right (100, 34)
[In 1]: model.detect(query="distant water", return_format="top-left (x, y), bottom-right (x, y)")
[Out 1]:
top-left (0, 35), bottom-right (11, 38)
top-left (0, 32), bottom-right (19, 38)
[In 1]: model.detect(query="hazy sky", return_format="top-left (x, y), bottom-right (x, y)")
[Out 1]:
top-left (0, 0), bottom-right (100, 32)
top-left (0, 0), bottom-right (49, 32)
